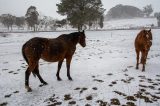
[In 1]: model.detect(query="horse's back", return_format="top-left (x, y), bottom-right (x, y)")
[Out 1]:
top-left (135, 31), bottom-right (144, 50)
top-left (22, 37), bottom-right (49, 61)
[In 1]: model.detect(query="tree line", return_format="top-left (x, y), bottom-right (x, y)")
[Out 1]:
top-left (0, 0), bottom-right (105, 31)
top-left (1, 0), bottom-right (160, 31)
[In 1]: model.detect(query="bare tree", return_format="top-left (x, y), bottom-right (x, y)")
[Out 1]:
top-left (1, 14), bottom-right (15, 30)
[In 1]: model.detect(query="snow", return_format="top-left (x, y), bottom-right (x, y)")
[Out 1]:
top-left (103, 18), bottom-right (158, 29)
top-left (0, 29), bottom-right (160, 106)
top-left (0, 17), bottom-right (158, 32)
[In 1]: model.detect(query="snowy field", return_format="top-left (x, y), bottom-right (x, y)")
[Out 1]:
top-left (0, 18), bottom-right (158, 32)
top-left (0, 29), bottom-right (160, 106)
top-left (104, 18), bottom-right (158, 29)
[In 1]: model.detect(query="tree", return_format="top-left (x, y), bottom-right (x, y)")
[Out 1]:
top-left (143, 4), bottom-right (153, 17)
top-left (15, 17), bottom-right (25, 29)
top-left (25, 6), bottom-right (39, 31)
top-left (99, 15), bottom-right (104, 28)
top-left (57, 0), bottom-right (105, 30)
top-left (1, 14), bottom-right (15, 30)
top-left (55, 19), bottom-right (67, 28)
top-left (154, 12), bottom-right (160, 27)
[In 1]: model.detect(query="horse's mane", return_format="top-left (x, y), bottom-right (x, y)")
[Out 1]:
top-left (58, 32), bottom-right (80, 41)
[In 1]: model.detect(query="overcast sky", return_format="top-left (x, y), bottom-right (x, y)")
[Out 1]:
top-left (0, 0), bottom-right (160, 19)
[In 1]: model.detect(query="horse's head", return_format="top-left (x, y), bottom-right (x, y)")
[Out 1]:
top-left (143, 29), bottom-right (152, 51)
top-left (78, 30), bottom-right (86, 47)
top-left (144, 29), bottom-right (152, 41)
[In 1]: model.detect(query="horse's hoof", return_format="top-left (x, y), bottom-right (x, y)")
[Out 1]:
top-left (39, 83), bottom-right (48, 87)
top-left (136, 67), bottom-right (139, 70)
top-left (25, 86), bottom-right (32, 92)
top-left (43, 82), bottom-right (48, 85)
top-left (57, 78), bottom-right (62, 81)
top-left (68, 78), bottom-right (73, 81)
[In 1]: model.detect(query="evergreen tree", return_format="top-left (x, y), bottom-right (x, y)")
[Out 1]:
top-left (57, 0), bottom-right (105, 30)
top-left (25, 6), bottom-right (39, 31)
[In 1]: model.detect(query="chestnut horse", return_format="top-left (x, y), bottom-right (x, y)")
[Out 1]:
top-left (135, 29), bottom-right (152, 71)
top-left (22, 31), bottom-right (86, 92)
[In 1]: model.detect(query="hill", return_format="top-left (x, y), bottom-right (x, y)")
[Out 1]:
top-left (105, 4), bottom-right (144, 20)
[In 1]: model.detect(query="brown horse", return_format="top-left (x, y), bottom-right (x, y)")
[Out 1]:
top-left (135, 29), bottom-right (152, 71)
top-left (22, 30), bottom-right (86, 92)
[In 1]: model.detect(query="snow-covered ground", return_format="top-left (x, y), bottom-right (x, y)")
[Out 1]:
top-left (0, 29), bottom-right (160, 106)
top-left (0, 18), bottom-right (158, 32)
top-left (103, 18), bottom-right (158, 29)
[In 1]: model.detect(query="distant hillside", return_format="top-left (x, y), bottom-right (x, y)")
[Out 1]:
top-left (105, 4), bottom-right (144, 20)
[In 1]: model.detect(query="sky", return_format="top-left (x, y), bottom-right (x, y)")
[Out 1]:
top-left (0, 0), bottom-right (160, 19)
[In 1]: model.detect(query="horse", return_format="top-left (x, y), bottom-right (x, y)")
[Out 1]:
top-left (134, 29), bottom-right (152, 71)
top-left (22, 30), bottom-right (86, 92)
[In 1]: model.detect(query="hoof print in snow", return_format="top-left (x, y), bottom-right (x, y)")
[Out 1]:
top-left (96, 100), bottom-right (108, 105)
top-left (151, 94), bottom-right (160, 99)
top-left (155, 79), bottom-right (160, 81)
top-left (2, 69), bottom-right (8, 71)
top-left (139, 79), bottom-right (145, 82)
top-left (139, 89), bottom-right (146, 92)
top-left (86, 95), bottom-right (92, 100)
top-left (0, 102), bottom-right (8, 106)
top-left (125, 96), bottom-right (137, 101)
top-left (80, 87), bottom-right (88, 94)
top-left (4, 94), bottom-right (12, 98)
top-left (74, 87), bottom-right (81, 90)
top-left (68, 101), bottom-right (76, 105)
top-left (64, 94), bottom-right (72, 101)
top-left (108, 84), bottom-right (113, 87)
top-left (13, 73), bottom-right (18, 75)
top-left (111, 81), bottom-right (117, 85)
top-left (138, 75), bottom-right (146, 79)
top-left (93, 79), bottom-right (104, 83)
top-left (139, 84), bottom-right (147, 88)
top-left (48, 102), bottom-right (62, 106)
top-left (107, 73), bottom-right (113, 76)
top-left (156, 75), bottom-right (160, 77)
top-left (127, 66), bottom-right (134, 68)
top-left (148, 85), bottom-right (155, 90)
top-left (122, 68), bottom-right (128, 72)
top-left (85, 104), bottom-right (91, 106)
top-left (8, 71), bottom-right (13, 73)
top-left (92, 76), bottom-right (96, 78)
top-left (92, 87), bottom-right (98, 90)
top-left (13, 91), bottom-right (19, 94)
top-left (134, 93), bottom-right (152, 103)
top-left (124, 74), bottom-right (128, 76)
top-left (126, 102), bottom-right (136, 106)
top-left (152, 83), bottom-right (158, 86)
top-left (110, 98), bottom-right (120, 105)
top-left (113, 91), bottom-right (127, 96)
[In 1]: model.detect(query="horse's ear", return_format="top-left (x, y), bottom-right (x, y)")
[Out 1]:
top-left (82, 30), bottom-right (85, 33)
top-left (148, 29), bottom-right (151, 32)
top-left (143, 30), bottom-right (146, 34)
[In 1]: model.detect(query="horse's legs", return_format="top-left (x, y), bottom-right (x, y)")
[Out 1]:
top-left (66, 57), bottom-right (72, 80)
top-left (141, 51), bottom-right (146, 72)
top-left (25, 61), bottom-right (37, 92)
top-left (136, 49), bottom-right (140, 69)
top-left (34, 65), bottom-right (48, 85)
top-left (25, 67), bottom-right (32, 92)
top-left (56, 60), bottom-right (63, 81)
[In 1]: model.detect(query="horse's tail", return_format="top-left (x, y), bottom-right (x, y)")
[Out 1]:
top-left (22, 43), bottom-right (36, 77)
top-left (22, 43), bottom-right (28, 64)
